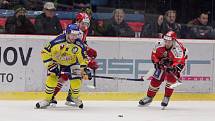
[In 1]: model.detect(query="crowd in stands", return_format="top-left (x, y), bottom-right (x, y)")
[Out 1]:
top-left (0, 0), bottom-right (215, 39)
top-left (142, 10), bottom-right (215, 39)
top-left (5, 6), bottom-right (35, 34)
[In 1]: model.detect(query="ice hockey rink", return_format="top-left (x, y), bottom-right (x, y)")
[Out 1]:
top-left (0, 100), bottom-right (214, 121)
top-left (1, 35), bottom-right (215, 121)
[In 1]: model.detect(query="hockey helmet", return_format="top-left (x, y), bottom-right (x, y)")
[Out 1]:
top-left (163, 31), bottom-right (177, 41)
top-left (76, 12), bottom-right (90, 27)
top-left (65, 24), bottom-right (80, 35)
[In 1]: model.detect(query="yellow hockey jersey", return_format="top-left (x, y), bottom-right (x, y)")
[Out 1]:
top-left (41, 36), bottom-right (87, 68)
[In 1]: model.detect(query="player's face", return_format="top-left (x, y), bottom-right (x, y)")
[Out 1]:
top-left (67, 33), bottom-right (78, 43)
top-left (164, 40), bottom-right (173, 49)
top-left (79, 21), bottom-right (90, 31)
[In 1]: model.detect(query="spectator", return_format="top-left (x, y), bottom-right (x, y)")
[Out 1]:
top-left (187, 12), bottom-right (214, 39)
top-left (0, 0), bottom-right (21, 9)
top-left (21, 0), bottom-right (43, 11)
top-left (141, 15), bottom-right (164, 38)
top-left (34, 2), bottom-right (62, 35)
top-left (5, 6), bottom-right (35, 34)
top-left (161, 10), bottom-right (181, 38)
top-left (103, 9), bottom-right (135, 37)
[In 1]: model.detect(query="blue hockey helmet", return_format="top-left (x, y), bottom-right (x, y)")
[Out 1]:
top-left (65, 24), bottom-right (80, 35)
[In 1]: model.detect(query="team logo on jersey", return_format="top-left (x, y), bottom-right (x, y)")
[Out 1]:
top-left (72, 47), bottom-right (78, 54)
top-left (76, 41), bottom-right (84, 48)
top-left (60, 44), bottom-right (65, 50)
top-left (172, 47), bottom-right (183, 58)
top-left (62, 53), bottom-right (66, 56)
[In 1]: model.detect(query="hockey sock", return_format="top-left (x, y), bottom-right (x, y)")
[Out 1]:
top-left (164, 82), bottom-right (174, 97)
top-left (45, 74), bottom-right (58, 101)
top-left (147, 78), bottom-right (162, 97)
top-left (70, 79), bottom-right (82, 99)
top-left (53, 74), bottom-right (68, 96)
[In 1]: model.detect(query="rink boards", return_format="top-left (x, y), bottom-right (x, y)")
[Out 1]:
top-left (0, 35), bottom-right (215, 99)
top-left (1, 92), bottom-right (215, 100)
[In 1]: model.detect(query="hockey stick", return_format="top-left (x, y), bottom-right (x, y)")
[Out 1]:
top-left (61, 67), bottom-right (155, 90)
top-left (60, 72), bottom-right (96, 89)
top-left (60, 72), bottom-right (145, 81)
top-left (92, 75), bottom-right (144, 81)
top-left (160, 64), bottom-right (183, 89)
top-left (169, 71), bottom-right (182, 89)
top-left (92, 69), bottom-right (96, 88)
top-left (142, 68), bottom-right (155, 80)
top-left (92, 68), bottom-right (155, 81)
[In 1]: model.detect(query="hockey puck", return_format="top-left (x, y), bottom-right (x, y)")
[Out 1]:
top-left (118, 114), bottom-right (123, 117)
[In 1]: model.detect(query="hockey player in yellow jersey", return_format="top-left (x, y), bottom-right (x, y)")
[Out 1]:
top-left (36, 24), bottom-right (89, 109)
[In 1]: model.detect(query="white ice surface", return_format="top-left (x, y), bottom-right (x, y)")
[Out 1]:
top-left (0, 101), bottom-right (214, 121)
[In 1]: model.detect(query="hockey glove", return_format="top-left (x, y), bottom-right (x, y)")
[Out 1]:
top-left (48, 63), bottom-right (60, 76)
top-left (166, 66), bottom-right (176, 73)
top-left (154, 62), bottom-right (163, 69)
top-left (166, 64), bottom-right (184, 73)
top-left (81, 68), bottom-right (92, 80)
top-left (84, 68), bottom-right (92, 80)
top-left (87, 47), bottom-right (97, 59)
top-left (88, 59), bottom-right (99, 70)
top-left (160, 58), bottom-right (172, 66)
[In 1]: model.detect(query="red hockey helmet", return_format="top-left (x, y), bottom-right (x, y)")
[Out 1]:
top-left (76, 12), bottom-right (90, 24)
top-left (163, 31), bottom-right (177, 41)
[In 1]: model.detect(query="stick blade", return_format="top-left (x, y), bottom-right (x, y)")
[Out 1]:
top-left (87, 85), bottom-right (96, 89)
top-left (142, 68), bottom-right (155, 80)
top-left (170, 82), bottom-right (182, 89)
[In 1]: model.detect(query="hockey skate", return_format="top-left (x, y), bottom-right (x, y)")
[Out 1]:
top-left (138, 96), bottom-right (153, 107)
top-left (161, 96), bottom-right (170, 110)
top-left (35, 99), bottom-right (57, 109)
top-left (65, 94), bottom-right (83, 109)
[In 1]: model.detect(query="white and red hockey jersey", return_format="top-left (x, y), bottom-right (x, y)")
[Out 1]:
top-left (151, 40), bottom-right (188, 68)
